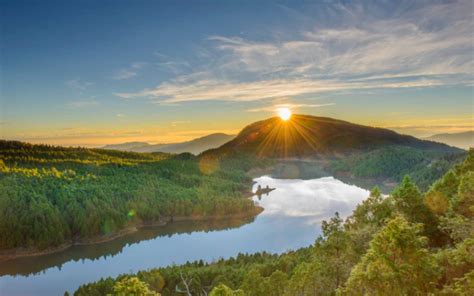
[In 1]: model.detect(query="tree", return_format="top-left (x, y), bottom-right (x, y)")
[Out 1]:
top-left (267, 270), bottom-right (288, 296)
top-left (392, 175), bottom-right (442, 245)
top-left (112, 276), bottom-right (159, 296)
top-left (241, 268), bottom-right (267, 296)
top-left (319, 212), bottom-right (352, 288)
top-left (342, 216), bottom-right (440, 295)
top-left (347, 186), bottom-right (393, 229)
top-left (209, 284), bottom-right (244, 296)
top-left (392, 176), bottom-right (424, 221)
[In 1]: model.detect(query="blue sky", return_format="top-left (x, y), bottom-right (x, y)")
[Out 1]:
top-left (1, 0), bottom-right (473, 146)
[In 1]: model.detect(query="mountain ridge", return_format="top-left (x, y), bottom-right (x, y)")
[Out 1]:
top-left (205, 115), bottom-right (459, 158)
top-left (103, 133), bottom-right (235, 155)
top-left (424, 131), bottom-right (473, 150)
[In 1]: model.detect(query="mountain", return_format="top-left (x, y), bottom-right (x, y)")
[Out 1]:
top-left (103, 133), bottom-right (235, 155)
top-left (208, 115), bottom-right (460, 158)
top-left (102, 141), bottom-right (157, 151)
top-left (424, 131), bottom-right (473, 150)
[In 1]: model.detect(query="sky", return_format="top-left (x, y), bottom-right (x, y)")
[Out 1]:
top-left (1, 0), bottom-right (473, 147)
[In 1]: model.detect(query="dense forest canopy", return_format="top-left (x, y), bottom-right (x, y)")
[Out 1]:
top-left (329, 146), bottom-right (466, 191)
top-left (0, 136), bottom-right (465, 253)
top-left (75, 149), bottom-right (473, 296)
top-left (0, 140), bottom-right (268, 251)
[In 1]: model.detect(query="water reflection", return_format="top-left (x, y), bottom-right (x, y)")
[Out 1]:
top-left (0, 176), bottom-right (369, 296)
top-left (252, 176), bottom-right (369, 219)
top-left (0, 217), bottom-right (256, 277)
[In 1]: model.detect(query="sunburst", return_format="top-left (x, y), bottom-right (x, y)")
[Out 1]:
top-left (277, 107), bottom-right (292, 121)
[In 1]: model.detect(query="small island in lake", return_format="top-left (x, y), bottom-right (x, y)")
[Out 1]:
top-left (255, 184), bottom-right (276, 198)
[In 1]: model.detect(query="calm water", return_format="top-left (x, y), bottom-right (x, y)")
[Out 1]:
top-left (0, 176), bottom-right (369, 296)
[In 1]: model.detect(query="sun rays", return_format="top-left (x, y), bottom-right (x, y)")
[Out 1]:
top-left (277, 107), bottom-right (292, 121)
top-left (255, 115), bottom-right (321, 158)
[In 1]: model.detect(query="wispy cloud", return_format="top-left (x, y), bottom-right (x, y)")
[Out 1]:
top-left (155, 52), bottom-right (190, 74)
top-left (116, 76), bottom-right (463, 103)
top-left (247, 103), bottom-right (335, 113)
top-left (112, 62), bottom-right (148, 80)
top-left (383, 115), bottom-right (474, 137)
top-left (66, 78), bottom-right (93, 90)
top-left (116, 0), bottom-right (473, 104)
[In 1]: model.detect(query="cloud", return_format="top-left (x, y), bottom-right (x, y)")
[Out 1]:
top-left (116, 75), bottom-right (464, 103)
top-left (113, 69), bottom-right (137, 80)
top-left (66, 78), bottom-right (93, 90)
top-left (383, 116), bottom-right (474, 137)
top-left (247, 103), bottom-right (335, 113)
top-left (208, 5), bottom-right (473, 79)
top-left (116, 0), bottom-right (473, 104)
top-left (112, 62), bottom-right (148, 80)
top-left (155, 52), bottom-right (190, 74)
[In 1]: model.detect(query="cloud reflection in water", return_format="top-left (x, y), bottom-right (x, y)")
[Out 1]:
top-left (253, 176), bottom-right (370, 224)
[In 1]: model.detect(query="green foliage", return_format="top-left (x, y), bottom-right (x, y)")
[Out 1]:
top-left (331, 146), bottom-right (465, 190)
top-left (392, 176), bottom-right (445, 245)
top-left (342, 216), bottom-right (439, 295)
top-left (0, 141), bottom-right (262, 250)
top-left (112, 276), bottom-right (159, 296)
top-left (209, 284), bottom-right (244, 296)
top-left (74, 150), bottom-right (474, 296)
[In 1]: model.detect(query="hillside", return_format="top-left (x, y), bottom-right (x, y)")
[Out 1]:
top-left (103, 133), bottom-right (234, 155)
top-left (0, 140), bottom-right (262, 256)
top-left (425, 131), bottom-right (474, 150)
top-left (211, 115), bottom-right (459, 158)
top-left (76, 149), bottom-right (474, 296)
top-left (204, 115), bottom-right (464, 190)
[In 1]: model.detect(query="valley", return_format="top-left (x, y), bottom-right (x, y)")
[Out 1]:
top-left (0, 115), bottom-right (471, 295)
top-left (3, 2), bottom-right (472, 295)
top-left (0, 175), bottom-right (370, 295)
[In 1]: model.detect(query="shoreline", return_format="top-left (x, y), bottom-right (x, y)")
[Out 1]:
top-left (0, 205), bottom-right (263, 263)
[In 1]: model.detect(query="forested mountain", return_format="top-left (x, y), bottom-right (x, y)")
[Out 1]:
top-left (103, 133), bottom-right (235, 155)
top-left (425, 131), bottom-right (474, 150)
top-left (329, 146), bottom-right (466, 191)
top-left (208, 115), bottom-right (459, 158)
top-left (75, 149), bottom-right (474, 296)
top-left (0, 117), bottom-right (464, 256)
top-left (0, 140), bottom-right (267, 255)
top-left (204, 115), bottom-right (464, 191)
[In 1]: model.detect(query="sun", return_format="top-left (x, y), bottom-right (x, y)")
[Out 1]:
top-left (277, 107), bottom-right (292, 121)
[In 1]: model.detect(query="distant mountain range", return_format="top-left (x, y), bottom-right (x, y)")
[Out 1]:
top-left (206, 115), bottom-right (460, 158)
top-left (102, 133), bottom-right (235, 155)
top-left (424, 131), bottom-right (473, 150)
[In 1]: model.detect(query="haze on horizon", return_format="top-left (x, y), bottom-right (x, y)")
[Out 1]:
top-left (1, 0), bottom-right (473, 147)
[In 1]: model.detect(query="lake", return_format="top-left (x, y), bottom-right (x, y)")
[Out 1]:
top-left (0, 176), bottom-right (369, 295)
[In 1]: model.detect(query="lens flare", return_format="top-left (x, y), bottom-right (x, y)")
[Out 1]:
top-left (277, 108), bottom-right (292, 121)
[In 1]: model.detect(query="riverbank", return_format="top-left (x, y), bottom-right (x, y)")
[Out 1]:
top-left (0, 205), bottom-right (263, 262)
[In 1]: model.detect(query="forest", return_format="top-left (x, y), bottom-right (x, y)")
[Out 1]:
top-left (0, 140), bottom-right (268, 251)
top-left (330, 146), bottom-right (465, 190)
top-left (74, 149), bottom-right (473, 295)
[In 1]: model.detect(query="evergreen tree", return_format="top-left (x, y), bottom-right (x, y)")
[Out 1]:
top-left (342, 216), bottom-right (439, 295)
